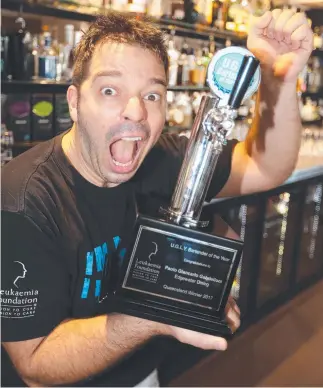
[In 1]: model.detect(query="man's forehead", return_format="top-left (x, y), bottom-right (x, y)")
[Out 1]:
top-left (89, 41), bottom-right (165, 76)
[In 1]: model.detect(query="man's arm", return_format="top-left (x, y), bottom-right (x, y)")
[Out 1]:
top-left (2, 314), bottom-right (161, 386)
top-left (3, 311), bottom-right (237, 387)
top-left (218, 9), bottom-right (313, 198)
top-left (219, 74), bottom-right (301, 197)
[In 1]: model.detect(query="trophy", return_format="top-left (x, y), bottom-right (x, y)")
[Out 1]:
top-left (112, 49), bottom-right (260, 337)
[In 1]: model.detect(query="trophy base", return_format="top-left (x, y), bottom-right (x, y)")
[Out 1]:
top-left (114, 296), bottom-right (233, 337)
top-left (114, 215), bottom-right (243, 338)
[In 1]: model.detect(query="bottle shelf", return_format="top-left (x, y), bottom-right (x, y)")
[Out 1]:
top-left (1, 80), bottom-right (212, 94)
top-left (312, 49), bottom-right (323, 58)
top-left (301, 118), bottom-right (323, 127)
top-left (302, 90), bottom-right (323, 100)
top-left (1, 80), bottom-right (70, 94)
top-left (1, 0), bottom-right (247, 43)
top-left (2, 0), bottom-right (94, 22)
top-left (157, 18), bottom-right (246, 43)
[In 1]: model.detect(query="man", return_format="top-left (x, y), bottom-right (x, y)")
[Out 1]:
top-left (1, 8), bottom-right (312, 387)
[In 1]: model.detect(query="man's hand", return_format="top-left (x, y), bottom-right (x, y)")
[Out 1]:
top-left (164, 296), bottom-right (240, 351)
top-left (247, 9), bottom-right (313, 82)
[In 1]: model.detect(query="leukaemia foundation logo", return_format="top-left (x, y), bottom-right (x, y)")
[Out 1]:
top-left (148, 242), bottom-right (158, 261)
top-left (13, 261), bottom-right (27, 288)
top-left (0, 261), bottom-right (39, 319)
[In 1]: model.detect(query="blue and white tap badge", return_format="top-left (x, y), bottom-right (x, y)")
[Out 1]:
top-left (207, 47), bottom-right (261, 107)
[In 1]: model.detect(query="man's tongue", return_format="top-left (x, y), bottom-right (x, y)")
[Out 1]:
top-left (110, 139), bottom-right (137, 165)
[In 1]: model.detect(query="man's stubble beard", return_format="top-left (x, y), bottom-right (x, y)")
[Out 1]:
top-left (76, 105), bottom-right (112, 186)
top-left (76, 105), bottom-right (131, 187)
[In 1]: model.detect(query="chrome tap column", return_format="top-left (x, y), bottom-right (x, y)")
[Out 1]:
top-left (164, 55), bottom-right (260, 228)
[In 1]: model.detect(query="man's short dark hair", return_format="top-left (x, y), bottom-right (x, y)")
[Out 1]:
top-left (72, 12), bottom-right (169, 88)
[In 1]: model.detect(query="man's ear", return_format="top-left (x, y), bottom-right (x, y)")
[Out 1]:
top-left (67, 85), bottom-right (79, 122)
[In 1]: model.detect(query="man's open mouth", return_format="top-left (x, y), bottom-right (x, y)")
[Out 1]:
top-left (109, 135), bottom-right (145, 171)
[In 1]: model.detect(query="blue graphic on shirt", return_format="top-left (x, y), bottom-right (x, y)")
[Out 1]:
top-left (119, 248), bottom-right (126, 261)
top-left (81, 237), bottom-right (126, 299)
top-left (94, 243), bottom-right (108, 272)
top-left (95, 280), bottom-right (101, 297)
top-left (81, 278), bottom-right (91, 299)
top-left (85, 252), bottom-right (94, 275)
top-left (113, 236), bottom-right (120, 249)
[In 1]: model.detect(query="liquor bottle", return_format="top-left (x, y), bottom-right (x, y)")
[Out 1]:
top-left (52, 37), bottom-right (64, 81)
top-left (167, 37), bottom-right (180, 87)
top-left (183, 0), bottom-right (200, 24)
top-left (202, 44), bottom-right (211, 66)
top-left (181, 92), bottom-right (193, 128)
top-left (62, 24), bottom-right (75, 81)
top-left (38, 32), bottom-right (57, 80)
top-left (218, 0), bottom-right (229, 30)
top-left (1, 33), bottom-right (9, 80)
top-left (146, 0), bottom-right (163, 18)
top-left (66, 30), bottom-right (84, 74)
top-left (170, 92), bottom-right (193, 128)
top-left (308, 57), bottom-right (322, 93)
top-left (301, 98), bottom-right (319, 122)
top-left (318, 99), bottom-right (323, 118)
top-left (211, 0), bottom-right (221, 28)
top-left (109, 0), bottom-right (127, 11)
top-left (196, 0), bottom-right (213, 24)
top-left (160, 0), bottom-right (172, 19)
top-left (177, 42), bottom-right (190, 86)
top-left (209, 36), bottom-right (216, 58)
top-left (74, 30), bottom-right (84, 48)
top-left (126, 0), bottom-right (146, 14)
top-left (168, 99), bottom-right (185, 128)
top-left (188, 48), bottom-right (196, 85)
top-left (191, 48), bottom-right (206, 87)
top-left (31, 36), bottom-right (40, 79)
top-left (313, 27), bottom-right (323, 50)
top-left (7, 17), bottom-right (34, 81)
top-left (201, 44), bottom-right (212, 86)
top-left (24, 32), bottom-right (36, 81)
top-left (1, 124), bottom-right (14, 166)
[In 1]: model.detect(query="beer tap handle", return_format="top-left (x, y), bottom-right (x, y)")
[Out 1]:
top-left (228, 55), bottom-right (260, 110)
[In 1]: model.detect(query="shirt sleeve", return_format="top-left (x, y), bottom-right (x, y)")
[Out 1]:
top-left (1, 211), bottom-right (70, 342)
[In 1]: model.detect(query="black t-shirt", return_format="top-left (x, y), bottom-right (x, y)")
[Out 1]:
top-left (1, 132), bottom-right (236, 387)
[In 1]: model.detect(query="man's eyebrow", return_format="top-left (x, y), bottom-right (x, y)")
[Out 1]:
top-left (92, 71), bottom-right (167, 88)
top-left (92, 70), bottom-right (123, 82)
top-left (149, 77), bottom-right (167, 88)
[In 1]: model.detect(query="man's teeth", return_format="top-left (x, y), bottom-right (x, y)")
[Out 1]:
top-left (122, 137), bottom-right (142, 141)
top-left (112, 158), bottom-right (133, 167)
top-left (111, 137), bottom-right (142, 167)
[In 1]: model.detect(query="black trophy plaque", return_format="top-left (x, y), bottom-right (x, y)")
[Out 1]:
top-left (111, 53), bottom-right (260, 337)
top-left (116, 215), bottom-right (243, 337)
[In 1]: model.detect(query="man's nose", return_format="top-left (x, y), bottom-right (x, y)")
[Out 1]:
top-left (122, 96), bottom-right (147, 123)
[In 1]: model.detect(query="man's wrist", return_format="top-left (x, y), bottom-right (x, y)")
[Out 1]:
top-left (109, 313), bottom-right (170, 339)
top-left (260, 66), bottom-right (298, 90)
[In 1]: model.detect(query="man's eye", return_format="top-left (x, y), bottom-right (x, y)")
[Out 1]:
top-left (144, 93), bottom-right (161, 102)
top-left (101, 88), bottom-right (117, 96)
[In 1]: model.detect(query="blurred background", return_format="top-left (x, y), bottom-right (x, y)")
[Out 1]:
top-left (1, 1), bottom-right (323, 386)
